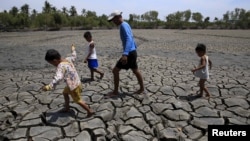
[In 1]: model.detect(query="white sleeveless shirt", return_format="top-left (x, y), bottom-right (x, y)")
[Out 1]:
top-left (86, 41), bottom-right (97, 59)
top-left (194, 55), bottom-right (209, 79)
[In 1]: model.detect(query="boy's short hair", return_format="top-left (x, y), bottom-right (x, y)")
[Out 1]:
top-left (83, 31), bottom-right (92, 39)
top-left (195, 43), bottom-right (206, 52)
top-left (45, 49), bottom-right (61, 61)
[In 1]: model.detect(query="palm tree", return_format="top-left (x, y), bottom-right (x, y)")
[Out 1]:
top-left (69, 6), bottom-right (77, 16)
top-left (21, 4), bottom-right (29, 15)
top-left (81, 8), bottom-right (86, 16)
top-left (62, 7), bottom-right (68, 16)
top-left (43, 1), bottom-right (51, 14)
top-left (9, 6), bottom-right (18, 16)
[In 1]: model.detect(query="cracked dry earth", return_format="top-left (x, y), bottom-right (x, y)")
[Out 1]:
top-left (0, 30), bottom-right (250, 141)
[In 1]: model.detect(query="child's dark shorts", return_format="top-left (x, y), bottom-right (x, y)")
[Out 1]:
top-left (116, 50), bottom-right (138, 70)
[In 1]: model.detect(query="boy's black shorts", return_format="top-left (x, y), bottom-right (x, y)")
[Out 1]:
top-left (116, 50), bottom-right (138, 70)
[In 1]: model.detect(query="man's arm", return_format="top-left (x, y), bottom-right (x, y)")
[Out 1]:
top-left (120, 25), bottom-right (134, 56)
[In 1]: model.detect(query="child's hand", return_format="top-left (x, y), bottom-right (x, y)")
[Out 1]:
top-left (191, 65), bottom-right (196, 73)
top-left (41, 85), bottom-right (51, 91)
top-left (191, 68), bottom-right (196, 73)
top-left (71, 44), bottom-right (75, 51)
top-left (209, 65), bottom-right (212, 70)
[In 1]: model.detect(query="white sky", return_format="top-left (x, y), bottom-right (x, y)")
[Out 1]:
top-left (1, 0), bottom-right (250, 20)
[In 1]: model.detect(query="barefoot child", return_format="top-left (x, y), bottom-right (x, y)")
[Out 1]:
top-left (42, 45), bottom-right (94, 117)
top-left (191, 43), bottom-right (212, 98)
top-left (83, 31), bottom-right (104, 81)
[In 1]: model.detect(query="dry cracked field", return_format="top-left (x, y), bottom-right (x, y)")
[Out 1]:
top-left (0, 29), bottom-right (250, 141)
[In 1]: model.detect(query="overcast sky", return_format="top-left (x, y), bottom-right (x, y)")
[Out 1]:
top-left (1, 0), bottom-right (249, 20)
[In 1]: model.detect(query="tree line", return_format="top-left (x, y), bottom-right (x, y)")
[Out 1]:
top-left (0, 1), bottom-right (250, 31)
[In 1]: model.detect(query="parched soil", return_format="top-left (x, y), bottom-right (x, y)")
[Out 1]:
top-left (0, 30), bottom-right (250, 141)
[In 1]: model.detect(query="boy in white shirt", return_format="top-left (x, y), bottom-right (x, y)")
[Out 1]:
top-left (83, 31), bottom-right (104, 81)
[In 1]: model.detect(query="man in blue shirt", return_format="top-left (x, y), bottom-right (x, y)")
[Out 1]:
top-left (106, 10), bottom-right (145, 98)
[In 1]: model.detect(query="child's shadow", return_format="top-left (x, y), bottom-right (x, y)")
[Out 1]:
top-left (103, 92), bottom-right (127, 100)
top-left (178, 94), bottom-right (201, 102)
top-left (42, 109), bottom-right (76, 124)
top-left (81, 77), bottom-right (94, 83)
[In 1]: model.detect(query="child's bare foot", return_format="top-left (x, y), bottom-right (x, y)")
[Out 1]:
top-left (205, 93), bottom-right (211, 97)
top-left (104, 92), bottom-right (118, 98)
top-left (134, 89), bottom-right (145, 94)
top-left (59, 108), bottom-right (70, 113)
top-left (100, 73), bottom-right (104, 79)
top-left (195, 90), bottom-right (203, 97)
top-left (87, 111), bottom-right (95, 118)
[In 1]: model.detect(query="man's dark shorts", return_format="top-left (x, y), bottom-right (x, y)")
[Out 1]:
top-left (116, 50), bottom-right (138, 70)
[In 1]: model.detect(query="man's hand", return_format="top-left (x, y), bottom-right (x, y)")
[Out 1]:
top-left (120, 55), bottom-right (128, 65)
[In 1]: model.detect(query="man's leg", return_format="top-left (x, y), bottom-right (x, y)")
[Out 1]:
top-left (106, 67), bottom-right (120, 97)
top-left (132, 68), bottom-right (145, 94)
top-left (112, 67), bottom-right (120, 95)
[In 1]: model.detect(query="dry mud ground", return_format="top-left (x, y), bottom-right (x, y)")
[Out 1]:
top-left (0, 30), bottom-right (250, 141)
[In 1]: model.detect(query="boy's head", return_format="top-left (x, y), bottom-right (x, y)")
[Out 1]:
top-left (45, 49), bottom-right (61, 66)
top-left (83, 31), bottom-right (92, 42)
top-left (195, 43), bottom-right (206, 57)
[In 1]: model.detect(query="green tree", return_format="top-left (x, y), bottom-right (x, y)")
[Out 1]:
top-left (98, 14), bottom-right (110, 28)
top-left (192, 12), bottom-right (203, 27)
top-left (69, 6), bottom-right (77, 16)
top-left (20, 4), bottom-right (29, 15)
top-left (203, 17), bottom-right (210, 28)
top-left (192, 12), bottom-right (203, 23)
top-left (20, 4), bottom-right (30, 27)
top-left (84, 11), bottom-right (98, 28)
top-left (43, 1), bottom-right (52, 14)
top-left (62, 7), bottom-right (68, 16)
top-left (0, 12), bottom-right (12, 29)
top-left (184, 10), bottom-right (191, 22)
top-left (128, 14), bottom-right (140, 28)
top-left (142, 10), bottom-right (159, 28)
top-left (9, 6), bottom-right (18, 17)
top-left (81, 9), bottom-right (86, 16)
top-left (166, 11), bottom-right (186, 29)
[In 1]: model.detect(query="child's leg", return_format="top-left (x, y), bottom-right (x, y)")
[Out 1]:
top-left (199, 79), bottom-right (211, 97)
top-left (93, 68), bottom-right (104, 79)
top-left (202, 80), bottom-right (211, 97)
top-left (70, 85), bottom-right (94, 117)
top-left (77, 100), bottom-right (94, 117)
top-left (61, 86), bottom-right (71, 112)
top-left (90, 69), bottom-right (94, 80)
top-left (198, 79), bottom-right (204, 97)
top-left (62, 92), bottom-right (70, 112)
